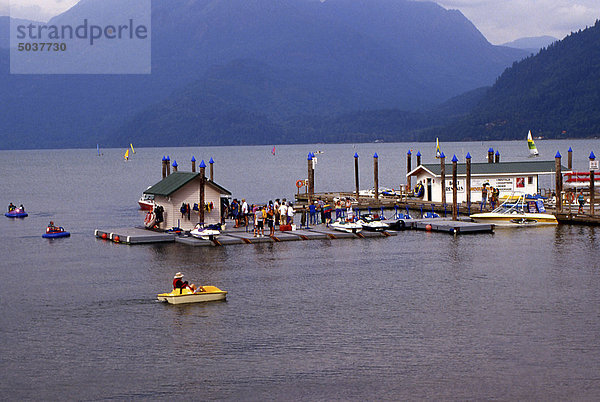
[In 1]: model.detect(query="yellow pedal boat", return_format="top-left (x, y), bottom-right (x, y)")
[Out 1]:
top-left (157, 286), bottom-right (227, 304)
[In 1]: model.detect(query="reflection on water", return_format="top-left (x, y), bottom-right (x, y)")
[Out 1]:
top-left (1, 142), bottom-right (600, 399)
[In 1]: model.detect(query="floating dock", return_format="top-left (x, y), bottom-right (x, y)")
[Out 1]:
top-left (95, 217), bottom-right (493, 246)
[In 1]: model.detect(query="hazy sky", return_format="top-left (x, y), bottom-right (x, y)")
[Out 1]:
top-left (3, 0), bottom-right (599, 44)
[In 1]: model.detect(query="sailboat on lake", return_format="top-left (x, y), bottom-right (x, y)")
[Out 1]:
top-left (435, 138), bottom-right (442, 158)
top-left (527, 130), bottom-right (539, 157)
top-left (124, 148), bottom-right (129, 161)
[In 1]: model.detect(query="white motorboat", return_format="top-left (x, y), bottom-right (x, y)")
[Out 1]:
top-left (190, 223), bottom-right (221, 240)
top-left (356, 215), bottom-right (389, 231)
top-left (470, 192), bottom-right (557, 226)
top-left (330, 219), bottom-right (362, 233)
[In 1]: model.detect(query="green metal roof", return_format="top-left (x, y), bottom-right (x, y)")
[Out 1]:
top-left (409, 160), bottom-right (569, 177)
top-left (144, 172), bottom-right (231, 196)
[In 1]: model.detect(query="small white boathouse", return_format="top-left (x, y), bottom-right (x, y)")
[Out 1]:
top-left (407, 160), bottom-right (568, 203)
top-left (144, 171), bottom-right (231, 231)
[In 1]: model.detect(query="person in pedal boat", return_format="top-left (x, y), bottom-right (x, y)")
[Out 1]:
top-left (173, 272), bottom-right (203, 294)
top-left (47, 221), bottom-right (58, 233)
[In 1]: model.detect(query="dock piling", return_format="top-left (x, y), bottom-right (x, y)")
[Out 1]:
top-left (199, 160), bottom-right (206, 223)
top-left (354, 153), bottom-right (359, 200)
top-left (172, 160), bottom-right (178, 172)
top-left (568, 147), bottom-right (573, 170)
top-left (416, 151), bottom-right (421, 167)
top-left (452, 154), bottom-right (458, 220)
top-left (590, 151), bottom-right (596, 215)
top-left (466, 152), bottom-right (472, 211)
top-left (373, 153), bottom-right (379, 201)
top-left (162, 156), bottom-right (166, 178)
top-left (209, 157), bottom-right (214, 181)
top-left (166, 156), bottom-right (171, 176)
top-left (487, 148), bottom-right (493, 163)
top-left (191, 156), bottom-right (196, 173)
top-left (555, 151), bottom-right (563, 213)
top-left (407, 150), bottom-right (412, 192)
top-left (440, 152), bottom-right (446, 206)
top-left (495, 150), bottom-right (500, 163)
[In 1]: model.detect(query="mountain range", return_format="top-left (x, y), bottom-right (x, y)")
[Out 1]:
top-left (0, 0), bottom-right (527, 149)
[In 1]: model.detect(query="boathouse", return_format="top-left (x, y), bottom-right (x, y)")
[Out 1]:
top-left (407, 160), bottom-right (569, 203)
top-left (144, 171), bottom-right (231, 231)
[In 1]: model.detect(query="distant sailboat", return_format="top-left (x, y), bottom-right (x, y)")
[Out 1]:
top-left (96, 144), bottom-right (102, 156)
top-left (435, 138), bottom-right (442, 158)
top-left (130, 143), bottom-right (135, 154)
top-left (527, 130), bottom-right (539, 157)
top-left (271, 146), bottom-right (276, 156)
top-left (124, 148), bottom-right (129, 161)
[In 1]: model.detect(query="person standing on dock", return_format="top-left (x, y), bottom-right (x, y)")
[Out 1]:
top-left (578, 191), bottom-right (586, 213)
top-left (267, 202), bottom-right (275, 236)
top-left (323, 201), bottom-right (332, 226)
top-left (287, 202), bottom-right (295, 225)
top-left (309, 201), bottom-right (317, 225)
top-left (481, 183), bottom-right (488, 211)
top-left (279, 200), bottom-right (288, 225)
top-left (274, 199), bottom-right (280, 226)
top-left (241, 199), bottom-right (249, 228)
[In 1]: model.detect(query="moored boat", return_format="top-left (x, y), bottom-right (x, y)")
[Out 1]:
top-left (330, 219), bottom-right (362, 233)
top-left (470, 192), bottom-right (557, 226)
top-left (190, 223), bottom-right (221, 240)
top-left (138, 193), bottom-right (155, 210)
top-left (157, 286), bottom-right (227, 304)
top-left (356, 215), bottom-right (389, 231)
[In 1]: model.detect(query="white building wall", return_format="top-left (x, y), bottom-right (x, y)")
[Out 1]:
top-left (414, 172), bottom-right (539, 204)
top-left (152, 180), bottom-right (224, 231)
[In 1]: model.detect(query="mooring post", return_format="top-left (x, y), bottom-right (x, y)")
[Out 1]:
top-left (307, 153), bottom-right (313, 204)
top-left (373, 153), bottom-right (379, 200)
top-left (487, 148), bottom-right (494, 163)
top-left (191, 156), bottom-right (196, 173)
top-left (440, 152), bottom-right (446, 206)
top-left (354, 153), bottom-right (359, 200)
top-left (209, 157), bottom-right (214, 181)
top-left (162, 156), bottom-right (167, 178)
top-left (416, 150), bottom-right (421, 167)
top-left (406, 150), bottom-right (412, 193)
top-left (452, 154), bottom-right (458, 221)
top-left (166, 156), bottom-right (171, 176)
top-left (466, 152), bottom-right (472, 213)
top-left (495, 150), bottom-right (500, 163)
top-left (172, 160), bottom-right (178, 172)
top-left (555, 151), bottom-right (562, 213)
top-left (568, 147), bottom-right (573, 170)
top-left (199, 160), bottom-right (206, 224)
top-left (590, 151), bottom-right (596, 216)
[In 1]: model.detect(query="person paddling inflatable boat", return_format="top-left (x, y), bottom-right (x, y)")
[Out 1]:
top-left (43, 221), bottom-right (70, 238)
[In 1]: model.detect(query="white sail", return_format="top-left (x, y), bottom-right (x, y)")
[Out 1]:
top-left (527, 130), bottom-right (539, 156)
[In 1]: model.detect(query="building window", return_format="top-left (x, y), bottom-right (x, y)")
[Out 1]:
top-left (528, 176), bottom-right (533, 184)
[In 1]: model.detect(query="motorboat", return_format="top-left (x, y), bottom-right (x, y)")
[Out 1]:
top-left (470, 192), bottom-right (557, 226)
top-left (190, 223), bottom-right (221, 240)
top-left (157, 286), bottom-right (227, 304)
top-left (138, 193), bottom-right (155, 210)
top-left (43, 226), bottom-right (70, 238)
top-left (356, 214), bottom-right (389, 231)
top-left (5, 208), bottom-right (28, 218)
top-left (330, 219), bottom-right (362, 234)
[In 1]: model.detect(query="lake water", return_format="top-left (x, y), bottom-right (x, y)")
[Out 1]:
top-left (1, 140), bottom-right (600, 399)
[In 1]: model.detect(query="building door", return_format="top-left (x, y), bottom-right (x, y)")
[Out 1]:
top-left (426, 178), bottom-right (432, 201)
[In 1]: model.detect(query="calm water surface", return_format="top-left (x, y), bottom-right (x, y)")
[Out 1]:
top-left (1, 140), bottom-right (600, 399)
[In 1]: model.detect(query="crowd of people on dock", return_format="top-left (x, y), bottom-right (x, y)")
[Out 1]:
top-left (223, 197), bottom-right (357, 236)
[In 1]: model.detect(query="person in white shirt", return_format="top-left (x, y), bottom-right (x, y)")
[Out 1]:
top-left (241, 199), bottom-right (249, 227)
top-left (279, 202), bottom-right (288, 225)
top-left (287, 202), bottom-right (294, 225)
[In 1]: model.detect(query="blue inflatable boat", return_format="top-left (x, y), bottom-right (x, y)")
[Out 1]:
top-left (5, 209), bottom-right (28, 218)
top-left (43, 228), bottom-right (70, 238)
